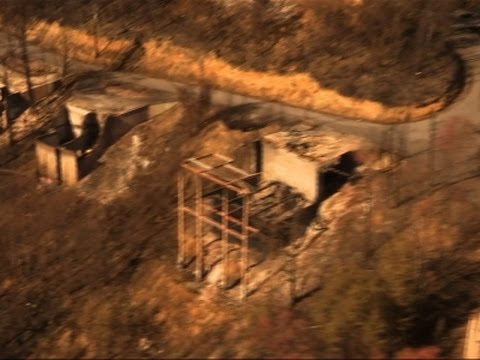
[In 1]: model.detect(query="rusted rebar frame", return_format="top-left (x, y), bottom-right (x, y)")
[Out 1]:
top-left (241, 194), bottom-right (250, 300)
top-left (181, 206), bottom-right (251, 242)
top-left (201, 202), bottom-right (259, 234)
top-left (195, 173), bottom-right (203, 281)
top-left (177, 170), bottom-right (185, 267)
top-left (222, 188), bottom-right (229, 289)
top-left (177, 153), bottom-right (257, 300)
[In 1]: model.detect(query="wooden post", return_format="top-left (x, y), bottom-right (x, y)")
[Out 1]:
top-left (240, 194), bottom-right (250, 300)
top-left (195, 175), bottom-right (203, 281)
top-left (177, 171), bottom-right (185, 267)
top-left (222, 189), bottom-right (229, 288)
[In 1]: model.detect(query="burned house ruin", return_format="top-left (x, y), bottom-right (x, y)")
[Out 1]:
top-left (260, 125), bottom-right (367, 204)
top-left (35, 75), bottom-right (177, 185)
top-left (177, 124), bottom-right (371, 299)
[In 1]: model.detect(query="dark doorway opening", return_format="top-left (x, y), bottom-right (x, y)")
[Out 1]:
top-left (53, 106), bottom-right (74, 144)
top-left (81, 112), bottom-right (100, 151)
top-left (320, 151), bottom-right (358, 202)
top-left (289, 151), bottom-right (360, 237)
top-left (5, 93), bottom-right (30, 120)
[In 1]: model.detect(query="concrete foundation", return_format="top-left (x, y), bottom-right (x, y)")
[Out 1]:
top-left (35, 133), bottom-right (61, 182)
top-left (464, 312), bottom-right (480, 359)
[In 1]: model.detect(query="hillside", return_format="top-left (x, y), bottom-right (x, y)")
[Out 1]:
top-left (0, 94), bottom-right (479, 358)
top-left (0, 1), bottom-right (479, 359)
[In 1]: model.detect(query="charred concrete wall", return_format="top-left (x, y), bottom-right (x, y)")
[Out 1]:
top-left (262, 142), bottom-right (320, 202)
top-left (464, 311), bottom-right (480, 359)
top-left (23, 80), bottom-right (60, 103)
top-left (66, 104), bottom-right (92, 138)
top-left (37, 102), bottom-right (178, 185)
top-left (35, 133), bottom-right (62, 182)
top-left (119, 106), bottom-right (149, 127)
top-left (36, 140), bottom-right (91, 186)
top-left (59, 148), bottom-right (81, 186)
top-left (100, 106), bottom-right (149, 151)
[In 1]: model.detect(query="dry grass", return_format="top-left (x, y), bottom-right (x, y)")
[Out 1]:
top-left (28, 21), bottom-right (133, 68)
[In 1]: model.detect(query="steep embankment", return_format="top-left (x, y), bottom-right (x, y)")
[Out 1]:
top-left (21, 0), bottom-right (464, 123)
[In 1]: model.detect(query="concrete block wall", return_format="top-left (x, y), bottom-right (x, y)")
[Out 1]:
top-left (65, 104), bottom-right (93, 138)
top-left (464, 311), bottom-right (480, 359)
top-left (35, 140), bottom-right (60, 182)
top-left (262, 142), bottom-right (320, 203)
top-left (59, 148), bottom-right (82, 186)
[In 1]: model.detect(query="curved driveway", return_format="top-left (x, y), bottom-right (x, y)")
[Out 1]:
top-left (113, 47), bottom-right (480, 157)
top-left (9, 33), bottom-right (480, 158)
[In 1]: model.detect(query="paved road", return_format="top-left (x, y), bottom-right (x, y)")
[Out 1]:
top-left (118, 52), bottom-right (480, 155)
top-left (111, 48), bottom-right (480, 157)
top-left (2, 33), bottom-right (480, 158)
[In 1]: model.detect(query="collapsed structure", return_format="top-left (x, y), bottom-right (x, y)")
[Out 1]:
top-left (261, 125), bottom-right (367, 203)
top-left (35, 74), bottom-right (177, 185)
top-left (177, 124), bottom-right (372, 299)
top-left (177, 153), bottom-right (260, 299)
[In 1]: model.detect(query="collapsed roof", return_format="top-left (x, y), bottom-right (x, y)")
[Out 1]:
top-left (66, 73), bottom-right (177, 118)
top-left (263, 124), bottom-right (370, 168)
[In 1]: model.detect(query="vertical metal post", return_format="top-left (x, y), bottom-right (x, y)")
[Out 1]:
top-left (195, 175), bottom-right (203, 281)
top-left (222, 189), bottom-right (229, 289)
top-left (428, 115), bottom-right (437, 189)
top-left (240, 193), bottom-right (250, 300)
top-left (177, 171), bottom-right (185, 267)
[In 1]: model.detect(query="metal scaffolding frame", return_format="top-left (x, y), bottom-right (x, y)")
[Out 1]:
top-left (177, 153), bottom-right (259, 300)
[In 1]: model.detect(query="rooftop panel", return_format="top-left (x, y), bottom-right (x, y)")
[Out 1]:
top-left (263, 124), bottom-right (368, 167)
top-left (182, 154), bottom-right (257, 194)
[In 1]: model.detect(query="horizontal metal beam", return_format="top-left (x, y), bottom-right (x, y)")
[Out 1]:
top-left (223, 172), bottom-right (261, 187)
top-left (202, 202), bottom-right (259, 234)
top-left (187, 158), bottom-right (233, 174)
top-left (182, 163), bottom-right (252, 194)
top-left (181, 206), bottom-right (248, 240)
